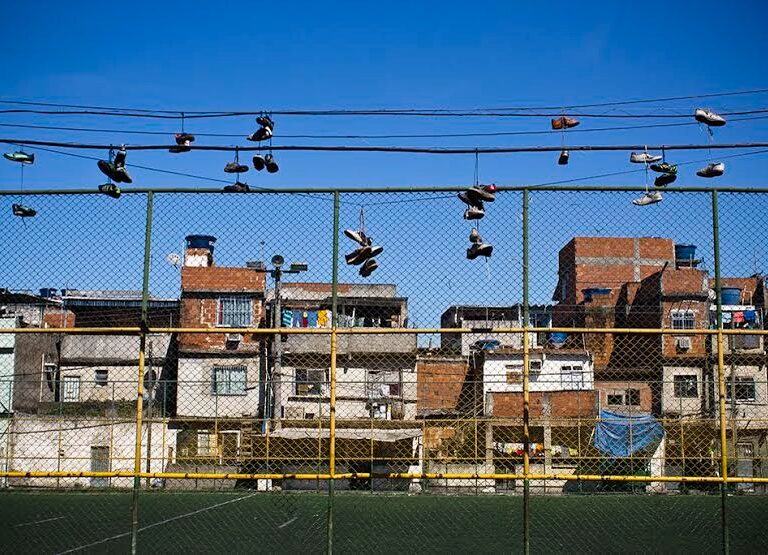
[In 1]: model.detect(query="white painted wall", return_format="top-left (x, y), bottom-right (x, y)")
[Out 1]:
top-left (8, 416), bottom-right (176, 488)
top-left (177, 357), bottom-right (260, 417)
top-left (483, 352), bottom-right (593, 400)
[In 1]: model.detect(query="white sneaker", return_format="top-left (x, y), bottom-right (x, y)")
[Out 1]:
top-left (464, 206), bottom-right (485, 220)
top-left (630, 152), bottom-right (662, 164)
top-left (696, 162), bottom-right (725, 178)
top-left (632, 191), bottom-right (663, 206)
top-left (694, 108), bottom-right (726, 127)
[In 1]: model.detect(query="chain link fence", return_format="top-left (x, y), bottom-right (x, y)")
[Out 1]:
top-left (1, 186), bottom-right (768, 552)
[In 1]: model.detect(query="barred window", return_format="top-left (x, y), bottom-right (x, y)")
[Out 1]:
top-left (212, 365), bottom-right (247, 396)
top-left (218, 297), bottom-right (252, 327)
top-left (673, 375), bottom-right (698, 398)
top-left (671, 310), bottom-right (695, 330)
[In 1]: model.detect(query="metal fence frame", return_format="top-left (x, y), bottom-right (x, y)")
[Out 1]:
top-left (4, 183), bottom-right (768, 554)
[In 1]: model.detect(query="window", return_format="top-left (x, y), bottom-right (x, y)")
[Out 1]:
top-left (217, 297), bottom-right (252, 327)
top-left (506, 364), bottom-right (522, 384)
top-left (529, 360), bottom-right (542, 374)
top-left (673, 375), bottom-right (698, 398)
top-left (296, 368), bottom-right (324, 395)
top-left (671, 310), bottom-right (695, 330)
top-left (197, 432), bottom-right (217, 456)
top-left (62, 376), bottom-right (81, 402)
top-left (726, 377), bottom-right (757, 402)
top-left (607, 388), bottom-right (641, 407)
top-left (560, 365), bottom-right (585, 390)
top-left (367, 370), bottom-right (402, 398)
top-left (94, 369), bottom-right (109, 386)
top-left (212, 365), bottom-right (247, 396)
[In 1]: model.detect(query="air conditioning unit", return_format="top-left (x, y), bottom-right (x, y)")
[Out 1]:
top-left (676, 337), bottom-right (692, 350)
top-left (225, 333), bottom-right (243, 343)
top-left (285, 406), bottom-right (305, 419)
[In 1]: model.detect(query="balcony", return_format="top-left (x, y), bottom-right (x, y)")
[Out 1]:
top-left (283, 330), bottom-right (416, 354)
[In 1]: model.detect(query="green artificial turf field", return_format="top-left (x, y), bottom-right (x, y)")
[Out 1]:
top-left (1, 491), bottom-right (765, 553)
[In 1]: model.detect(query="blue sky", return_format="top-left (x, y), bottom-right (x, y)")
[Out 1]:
top-left (2, 0), bottom-right (767, 325)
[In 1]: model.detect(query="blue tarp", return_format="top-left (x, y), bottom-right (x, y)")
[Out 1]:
top-left (593, 410), bottom-right (664, 457)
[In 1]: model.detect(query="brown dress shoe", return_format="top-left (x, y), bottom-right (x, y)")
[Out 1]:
top-left (551, 116), bottom-right (580, 130)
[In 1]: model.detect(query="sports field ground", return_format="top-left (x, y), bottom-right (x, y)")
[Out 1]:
top-left (1, 491), bottom-right (765, 553)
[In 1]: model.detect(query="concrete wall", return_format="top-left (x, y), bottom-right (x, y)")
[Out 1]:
top-left (283, 332), bottom-right (416, 355)
top-left (176, 356), bottom-right (260, 417)
top-left (662, 366), bottom-right (704, 416)
top-left (483, 352), bottom-right (594, 397)
top-left (7, 416), bottom-right (176, 488)
top-left (282, 364), bottom-right (417, 420)
top-left (715, 365), bottom-right (768, 421)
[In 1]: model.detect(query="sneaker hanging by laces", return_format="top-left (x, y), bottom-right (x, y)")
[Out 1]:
top-left (694, 108), bottom-right (726, 127)
top-left (12, 203), bottom-right (37, 217)
top-left (654, 173), bottom-right (677, 187)
top-left (551, 116), bottom-right (580, 130)
top-left (3, 151), bottom-right (34, 164)
top-left (360, 258), bottom-right (379, 277)
top-left (223, 181), bottom-right (250, 193)
top-left (224, 162), bottom-right (249, 174)
top-left (98, 183), bottom-right (122, 199)
top-left (696, 162), bottom-right (725, 178)
top-left (650, 163), bottom-right (677, 174)
top-left (558, 149), bottom-right (570, 165)
top-left (630, 152), bottom-right (662, 164)
top-left (632, 191), bottom-right (663, 206)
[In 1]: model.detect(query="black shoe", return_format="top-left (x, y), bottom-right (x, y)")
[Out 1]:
top-left (98, 160), bottom-right (121, 182)
top-left (113, 147), bottom-right (127, 168)
top-left (247, 128), bottom-right (273, 142)
top-left (265, 154), bottom-right (279, 173)
top-left (114, 166), bottom-right (133, 184)
top-left (360, 258), bottom-right (379, 277)
top-left (253, 155), bottom-right (266, 171)
top-left (558, 149), bottom-right (570, 165)
top-left (12, 203), bottom-right (36, 217)
top-left (98, 183), bottom-right (121, 198)
top-left (654, 173), bottom-right (677, 187)
top-left (256, 116), bottom-right (274, 130)
top-left (467, 242), bottom-right (493, 260)
top-left (345, 246), bottom-right (373, 265)
top-left (175, 133), bottom-right (196, 145)
top-left (223, 181), bottom-right (250, 193)
top-left (458, 192), bottom-right (484, 209)
top-left (224, 162), bottom-right (249, 174)
top-left (650, 163), bottom-right (677, 174)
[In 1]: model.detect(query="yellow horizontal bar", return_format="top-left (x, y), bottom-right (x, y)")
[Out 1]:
top-left (2, 326), bottom-right (765, 335)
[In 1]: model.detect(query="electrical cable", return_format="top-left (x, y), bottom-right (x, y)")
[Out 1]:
top-left (2, 87), bottom-right (768, 114)
top-left (3, 138), bottom-right (768, 154)
top-left (2, 115), bottom-right (767, 140)
top-left (2, 108), bottom-right (768, 119)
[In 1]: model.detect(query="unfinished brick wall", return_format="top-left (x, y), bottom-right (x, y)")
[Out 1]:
top-left (490, 390), bottom-right (597, 418)
top-left (594, 380), bottom-right (654, 412)
top-left (180, 266), bottom-right (265, 351)
top-left (416, 357), bottom-right (468, 413)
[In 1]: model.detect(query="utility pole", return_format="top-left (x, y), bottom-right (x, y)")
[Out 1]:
top-left (258, 255), bottom-right (309, 433)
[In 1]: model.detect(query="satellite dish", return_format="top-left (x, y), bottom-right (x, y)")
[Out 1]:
top-left (166, 253), bottom-right (181, 268)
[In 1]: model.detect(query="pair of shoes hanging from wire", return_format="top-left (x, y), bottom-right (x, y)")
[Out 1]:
top-left (695, 108), bottom-right (726, 178)
top-left (343, 208), bottom-right (383, 277)
top-left (466, 228), bottom-right (493, 260)
top-left (631, 146), bottom-right (665, 206)
top-left (458, 184), bottom-right (496, 220)
top-left (247, 116), bottom-right (274, 142)
top-left (552, 115), bottom-right (580, 166)
top-left (5, 148), bottom-right (37, 216)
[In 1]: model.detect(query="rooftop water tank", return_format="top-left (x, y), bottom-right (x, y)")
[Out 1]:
top-left (675, 244), bottom-right (697, 261)
top-left (185, 235), bottom-right (217, 254)
top-left (720, 287), bottom-right (742, 305)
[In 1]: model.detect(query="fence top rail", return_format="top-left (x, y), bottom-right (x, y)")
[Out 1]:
top-left (3, 185), bottom-right (768, 195)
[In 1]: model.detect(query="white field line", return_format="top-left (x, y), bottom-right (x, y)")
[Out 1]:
top-left (57, 492), bottom-right (258, 554)
top-left (14, 516), bottom-right (66, 527)
top-left (278, 516), bottom-right (298, 529)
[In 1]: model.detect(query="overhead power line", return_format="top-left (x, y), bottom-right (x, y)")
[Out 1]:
top-left (3, 138), bottom-right (768, 154)
top-left (2, 108), bottom-right (768, 119)
top-left (2, 87), bottom-right (768, 114)
top-left (1, 115), bottom-right (767, 140)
